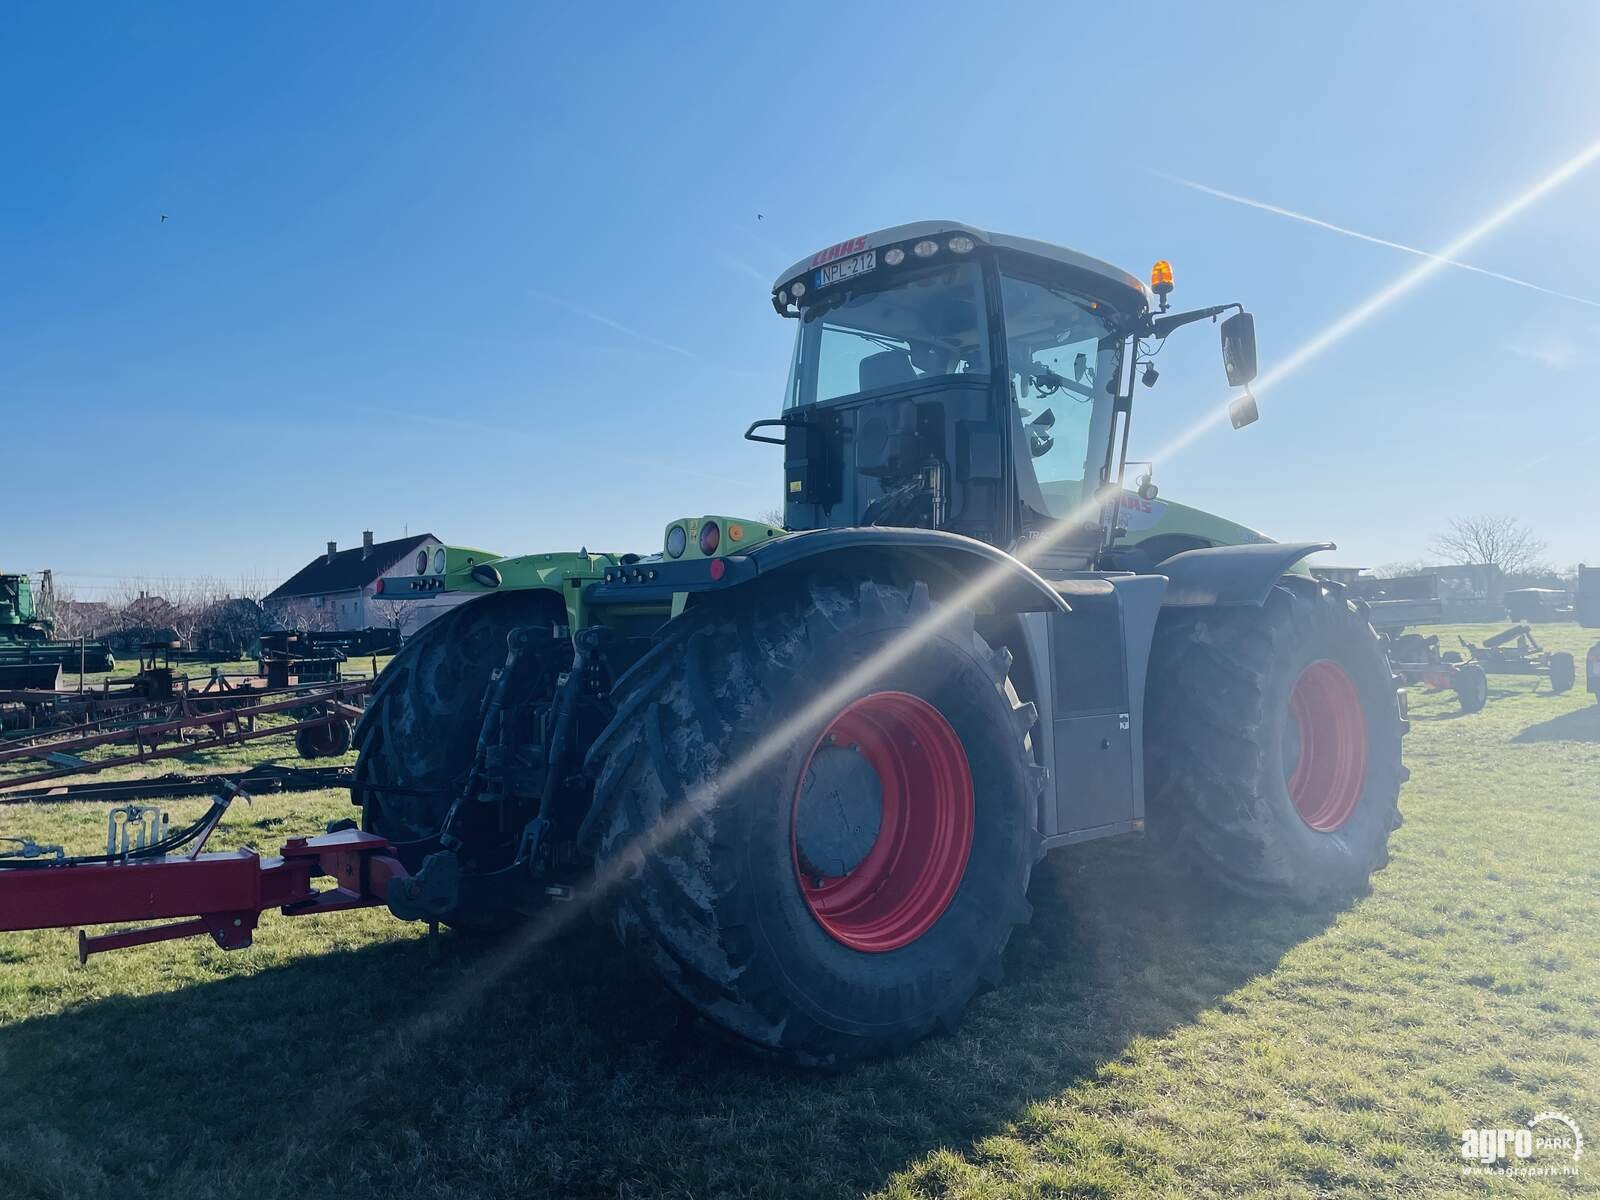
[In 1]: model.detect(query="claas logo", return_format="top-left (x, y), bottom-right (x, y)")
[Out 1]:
top-left (809, 237), bottom-right (867, 268)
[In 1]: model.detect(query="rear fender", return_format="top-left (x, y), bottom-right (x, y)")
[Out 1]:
top-left (586, 528), bottom-right (1068, 615)
top-left (1159, 542), bottom-right (1334, 608)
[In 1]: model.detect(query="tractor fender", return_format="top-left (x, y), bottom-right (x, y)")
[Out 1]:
top-left (742, 528), bottom-right (1068, 614)
top-left (1158, 541), bottom-right (1334, 608)
top-left (586, 528), bottom-right (1068, 614)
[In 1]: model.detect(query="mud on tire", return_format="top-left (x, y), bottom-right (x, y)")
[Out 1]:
top-left (1145, 576), bottom-right (1406, 904)
top-left (584, 577), bottom-right (1046, 1067)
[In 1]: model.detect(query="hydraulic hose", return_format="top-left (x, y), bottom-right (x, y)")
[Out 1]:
top-left (0, 796), bottom-right (231, 871)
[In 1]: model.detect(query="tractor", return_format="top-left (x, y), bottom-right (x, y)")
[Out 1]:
top-left (350, 223), bottom-right (1406, 1064)
top-left (0, 570), bottom-right (116, 684)
top-left (0, 223), bottom-right (1407, 1067)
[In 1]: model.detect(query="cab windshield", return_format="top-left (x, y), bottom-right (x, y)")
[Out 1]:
top-left (784, 261), bottom-right (988, 409)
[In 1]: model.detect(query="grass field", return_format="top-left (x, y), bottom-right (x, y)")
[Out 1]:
top-left (1, 623), bottom-right (1595, 1199)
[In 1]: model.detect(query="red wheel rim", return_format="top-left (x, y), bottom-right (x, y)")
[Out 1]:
top-left (1285, 660), bottom-right (1368, 832)
top-left (791, 691), bottom-right (974, 952)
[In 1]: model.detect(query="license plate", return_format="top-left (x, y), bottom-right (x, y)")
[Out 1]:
top-left (815, 250), bottom-right (876, 289)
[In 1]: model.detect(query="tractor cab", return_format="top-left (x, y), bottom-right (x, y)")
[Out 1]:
top-left (0, 574), bottom-right (39, 633)
top-left (765, 222), bottom-right (1257, 572)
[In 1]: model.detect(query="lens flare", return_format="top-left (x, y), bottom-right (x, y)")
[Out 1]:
top-left (1155, 171), bottom-right (1600, 309)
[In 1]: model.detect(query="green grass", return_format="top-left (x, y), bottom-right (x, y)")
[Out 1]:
top-left (1, 623), bottom-right (1596, 1199)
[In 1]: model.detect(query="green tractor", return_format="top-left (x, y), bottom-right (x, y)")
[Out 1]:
top-left (358, 223), bottom-right (1406, 1065)
top-left (0, 571), bottom-right (116, 683)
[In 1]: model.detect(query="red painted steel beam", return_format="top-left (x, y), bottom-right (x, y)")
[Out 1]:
top-left (0, 830), bottom-right (407, 960)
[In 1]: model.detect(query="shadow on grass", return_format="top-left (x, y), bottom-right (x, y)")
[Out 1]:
top-left (0, 837), bottom-right (1336, 1199)
top-left (1512, 705), bottom-right (1600, 744)
top-left (1410, 687), bottom-right (1519, 721)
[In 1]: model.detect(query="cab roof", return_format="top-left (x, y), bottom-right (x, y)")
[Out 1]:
top-left (773, 221), bottom-right (1153, 314)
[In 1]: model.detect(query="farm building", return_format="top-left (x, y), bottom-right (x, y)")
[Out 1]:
top-left (266, 531), bottom-right (498, 637)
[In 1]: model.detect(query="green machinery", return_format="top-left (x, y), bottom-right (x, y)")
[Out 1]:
top-left (249, 224), bottom-right (1411, 1066)
top-left (0, 571), bottom-right (115, 684)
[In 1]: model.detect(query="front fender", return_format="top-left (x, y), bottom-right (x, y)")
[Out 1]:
top-left (1159, 541), bottom-right (1334, 608)
top-left (586, 528), bottom-right (1068, 614)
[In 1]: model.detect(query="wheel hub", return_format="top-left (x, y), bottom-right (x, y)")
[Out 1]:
top-left (795, 744), bottom-right (883, 879)
top-left (1284, 659), bottom-right (1368, 832)
top-left (791, 691), bottom-right (974, 953)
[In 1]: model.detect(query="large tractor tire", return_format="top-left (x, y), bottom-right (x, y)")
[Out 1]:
top-left (1145, 576), bottom-right (1406, 904)
top-left (353, 592), bottom-right (563, 925)
top-left (1548, 652), bottom-right (1575, 695)
top-left (585, 578), bottom-right (1045, 1066)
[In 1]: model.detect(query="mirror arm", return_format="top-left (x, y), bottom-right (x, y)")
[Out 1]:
top-left (1144, 302), bottom-right (1242, 340)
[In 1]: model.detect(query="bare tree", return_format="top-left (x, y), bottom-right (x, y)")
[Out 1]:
top-left (1377, 558), bottom-right (1437, 579)
top-left (1428, 515), bottom-right (1550, 577)
top-left (269, 597), bottom-right (339, 633)
top-left (100, 579), bottom-right (183, 646)
top-left (42, 582), bottom-right (112, 641)
top-left (758, 506), bottom-right (786, 528)
top-left (369, 596), bottom-right (418, 638)
top-left (38, 575), bottom-right (90, 639)
top-left (158, 577), bottom-right (214, 649)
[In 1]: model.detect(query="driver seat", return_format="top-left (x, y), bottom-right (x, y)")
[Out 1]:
top-left (859, 350), bottom-right (916, 392)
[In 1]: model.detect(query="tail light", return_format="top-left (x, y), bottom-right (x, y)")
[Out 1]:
top-left (699, 521), bottom-right (720, 555)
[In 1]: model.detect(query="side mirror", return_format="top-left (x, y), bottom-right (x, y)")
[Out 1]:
top-left (1228, 388), bottom-right (1259, 430)
top-left (1220, 311), bottom-right (1257, 387)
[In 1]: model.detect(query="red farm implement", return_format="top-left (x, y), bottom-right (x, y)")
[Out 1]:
top-left (0, 781), bottom-right (407, 961)
top-left (0, 678), bottom-right (370, 791)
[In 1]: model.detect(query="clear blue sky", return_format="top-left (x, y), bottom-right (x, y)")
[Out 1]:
top-left (4, 2), bottom-right (1597, 595)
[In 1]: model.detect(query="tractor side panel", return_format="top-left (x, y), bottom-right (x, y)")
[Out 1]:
top-left (1038, 575), bottom-right (1165, 845)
